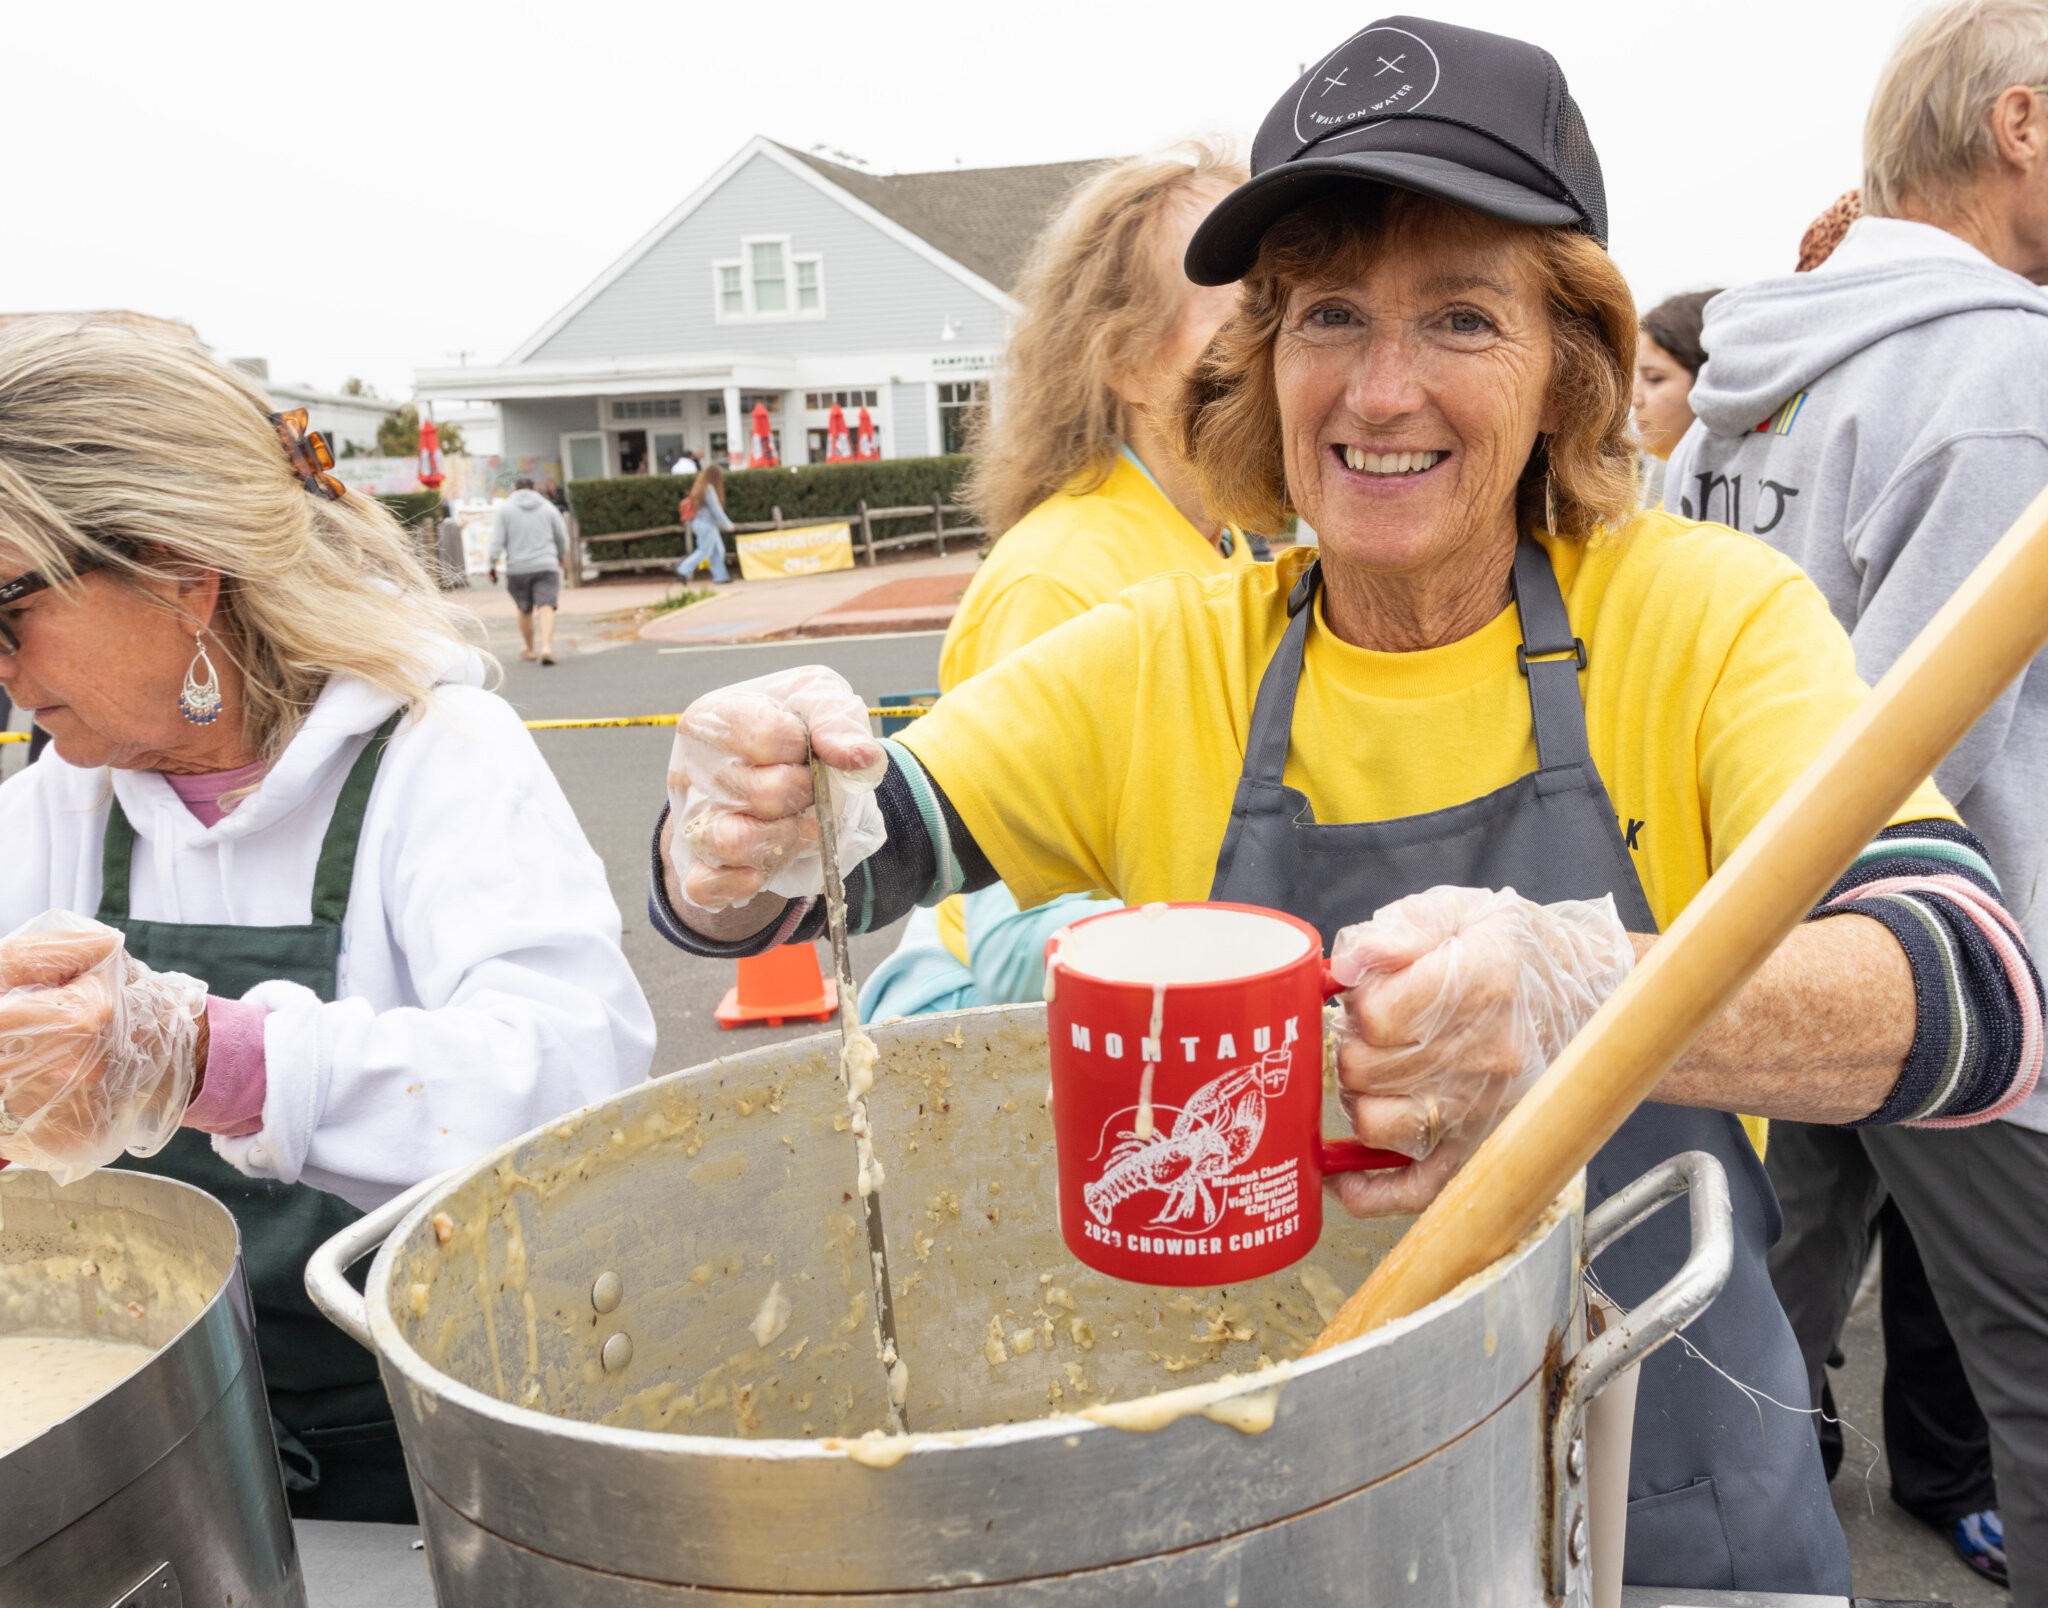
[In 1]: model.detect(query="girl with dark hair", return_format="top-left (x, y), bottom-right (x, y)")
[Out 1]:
top-left (1633, 289), bottom-right (1722, 466)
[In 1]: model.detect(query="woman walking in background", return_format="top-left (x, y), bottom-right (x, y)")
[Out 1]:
top-left (1632, 289), bottom-right (1720, 504)
top-left (678, 462), bottom-right (734, 586)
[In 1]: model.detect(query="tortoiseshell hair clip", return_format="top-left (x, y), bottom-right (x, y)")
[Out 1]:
top-left (268, 408), bottom-right (346, 500)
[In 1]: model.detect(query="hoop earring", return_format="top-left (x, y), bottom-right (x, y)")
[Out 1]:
top-left (179, 635), bottom-right (222, 726)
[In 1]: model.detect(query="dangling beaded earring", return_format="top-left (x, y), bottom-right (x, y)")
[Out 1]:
top-left (179, 635), bottom-right (222, 726)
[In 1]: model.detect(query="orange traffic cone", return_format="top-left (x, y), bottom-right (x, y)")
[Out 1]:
top-left (715, 943), bottom-right (838, 1028)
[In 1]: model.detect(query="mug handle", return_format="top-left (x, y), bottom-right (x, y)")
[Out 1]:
top-left (1320, 1138), bottom-right (1410, 1174)
top-left (1319, 963), bottom-right (1410, 1174)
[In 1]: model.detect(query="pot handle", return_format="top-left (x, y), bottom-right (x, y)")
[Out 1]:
top-left (1544, 1148), bottom-right (1733, 1598)
top-left (304, 1173), bottom-right (449, 1350)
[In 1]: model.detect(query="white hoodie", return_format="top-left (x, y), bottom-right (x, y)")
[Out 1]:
top-left (0, 652), bottom-right (656, 1208)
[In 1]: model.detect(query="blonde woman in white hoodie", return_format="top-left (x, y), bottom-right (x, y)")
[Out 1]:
top-left (0, 317), bottom-right (655, 1523)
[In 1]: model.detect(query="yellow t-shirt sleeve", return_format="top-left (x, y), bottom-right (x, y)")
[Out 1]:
top-left (1696, 571), bottom-right (1955, 870)
top-left (939, 574), bottom-right (1096, 690)
top-left (902, 599), bottom-right (1142, 910)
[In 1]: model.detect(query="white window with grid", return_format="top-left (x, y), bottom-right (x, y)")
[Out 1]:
top-left (608, 397), bottom-right (683, 423)
top-left (712, 237), bottom-right (825, 323)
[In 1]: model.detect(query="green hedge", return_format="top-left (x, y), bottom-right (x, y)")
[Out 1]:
top-left (376, 491), bottom-right (444, 529)
top-left (567, 456), bottom-right (973, 562)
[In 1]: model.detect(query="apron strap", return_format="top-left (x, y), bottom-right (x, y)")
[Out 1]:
top-left (309, 711), bottom-right (403, 928)
top-left (1509, 539), bottom-right (1592, 770)
top-left (1247, 551), bottom-right (1591, 783)
top-left (97, 796), bottom-right (138, 925)
top-left (1238, 561), bottom-right (1320, 785)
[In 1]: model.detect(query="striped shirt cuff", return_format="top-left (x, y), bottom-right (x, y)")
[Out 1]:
top-left (1810, 819), bottom-right (2044, 1126)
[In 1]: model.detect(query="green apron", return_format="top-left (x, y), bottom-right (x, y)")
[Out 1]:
top-left (106, 713), bottom-right (415, 1523)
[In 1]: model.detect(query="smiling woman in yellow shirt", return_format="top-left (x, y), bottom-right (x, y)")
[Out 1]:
top-left (862, 144), bottom-right (1249, 1021)
top-left (654, 27), bottom-right (2041, 1593)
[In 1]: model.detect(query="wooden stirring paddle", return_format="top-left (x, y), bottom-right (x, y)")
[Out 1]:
top-left (1311, 482), bottom-right (2048, 1354)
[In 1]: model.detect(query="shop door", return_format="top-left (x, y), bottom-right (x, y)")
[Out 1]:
top-left (564, 433), bottom-right (607, 482)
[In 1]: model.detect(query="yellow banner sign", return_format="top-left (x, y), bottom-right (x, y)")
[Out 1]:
top-left (734, 521), bottom-right (855, 580)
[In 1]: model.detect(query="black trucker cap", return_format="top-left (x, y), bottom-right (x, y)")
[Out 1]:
top-left (1185, 15), bottom-right (1607, 285)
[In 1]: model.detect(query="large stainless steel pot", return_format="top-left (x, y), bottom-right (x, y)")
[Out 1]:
top-left (309, 1004), bottom-right (1730, 1606)
top-left (0, 1167), bottom-right (306, 1607)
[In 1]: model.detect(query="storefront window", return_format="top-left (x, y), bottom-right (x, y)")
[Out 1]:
top-left (937, 381), bottom-right (988, 455)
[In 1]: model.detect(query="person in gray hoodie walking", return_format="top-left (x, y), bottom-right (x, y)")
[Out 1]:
top-left (489, 476), bottom-right (570, 664)
top-left (1667, 3), bottom-right (2048, 1593)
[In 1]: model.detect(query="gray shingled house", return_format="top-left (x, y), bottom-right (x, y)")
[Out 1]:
top-left (415, 138), bottom-right (1104, 482)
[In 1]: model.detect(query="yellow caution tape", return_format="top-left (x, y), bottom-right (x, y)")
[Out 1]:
top-left (0, 707), bottom-right (932, 747)
top-left (523, 706), bottom-right (933, 731)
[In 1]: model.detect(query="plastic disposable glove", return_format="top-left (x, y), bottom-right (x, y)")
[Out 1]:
top-left (665, 665), bottom-right (889, 913)
top-left (1325, 886), bottom-right (1634, 1217)
top-left (0, 911), bottom-right (207, 1186)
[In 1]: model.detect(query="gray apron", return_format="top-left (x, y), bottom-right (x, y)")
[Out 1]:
top-left (1210, 545), bottom-right (1850, 1594)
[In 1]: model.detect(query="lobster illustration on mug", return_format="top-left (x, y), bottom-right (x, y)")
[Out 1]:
top-left (1083, 1048), bottom-right (1294, 1232)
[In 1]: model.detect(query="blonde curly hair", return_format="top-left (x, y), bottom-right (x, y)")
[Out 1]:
top-left (0, 316), bottom-right (483, 759)
top-left (963, 141), bottom-right (1247, 539)
top-left (1177, 189), bottom-right (1640, 543)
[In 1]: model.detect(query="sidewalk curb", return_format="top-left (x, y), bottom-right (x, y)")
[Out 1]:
top-left (633, 553), bottom-right (977, 646)
top-left (637, 605), bottom-right (958, 645)
top-left (785, 607), bottom-right (958, 640)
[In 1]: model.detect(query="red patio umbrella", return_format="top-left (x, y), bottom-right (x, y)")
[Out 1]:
top-left (855, 406), bottom-right (880, 461)
top-left (747, 402), bottom-right (777, 468)
top-left (417, 416), bottom-right (445, 490)
top-left (826, 403), bottom-right (853, 463)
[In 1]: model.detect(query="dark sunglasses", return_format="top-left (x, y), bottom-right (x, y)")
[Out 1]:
top-left (0, 556), bottom-right (104, 655)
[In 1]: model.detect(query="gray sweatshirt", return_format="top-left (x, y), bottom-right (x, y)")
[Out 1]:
top-left (488, 489), bottom-right (569, 575)
top-left (1667, 218), bottom-right (2048, 1130)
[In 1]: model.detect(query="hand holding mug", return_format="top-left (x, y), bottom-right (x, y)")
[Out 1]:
top-left (1327, 886), bottom-right (1633, 1216)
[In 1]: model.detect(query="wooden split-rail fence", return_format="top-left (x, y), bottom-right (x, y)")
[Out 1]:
top-left (579, 494), bottom-right (984, 577)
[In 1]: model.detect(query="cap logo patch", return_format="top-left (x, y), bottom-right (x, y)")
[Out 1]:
top-left (1294, 26), bottom-right (1441, 144)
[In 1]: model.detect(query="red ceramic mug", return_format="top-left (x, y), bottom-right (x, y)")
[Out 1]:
top-left (1044, 901), bottom-right (1407, 1287)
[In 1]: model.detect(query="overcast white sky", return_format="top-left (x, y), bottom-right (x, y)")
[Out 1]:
top-left (4, 0), bottom-right (1897, 400)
